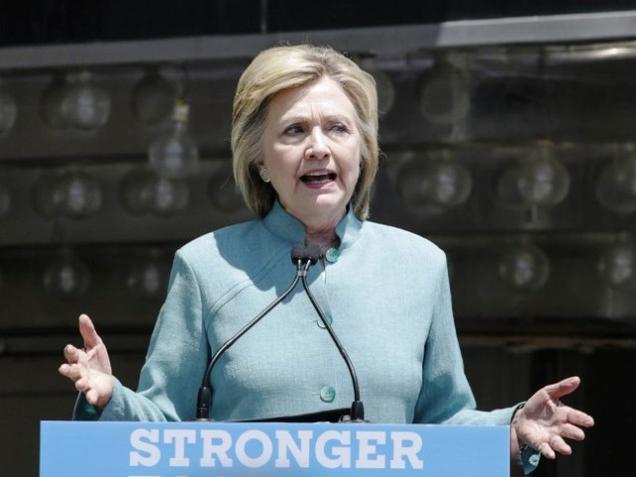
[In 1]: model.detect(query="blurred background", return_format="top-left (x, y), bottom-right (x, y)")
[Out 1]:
top-left (1, 1), bottom-right (636, 475)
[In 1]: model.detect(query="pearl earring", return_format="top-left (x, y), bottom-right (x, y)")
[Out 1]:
top-left (259, 168), bottom-right (271, 183)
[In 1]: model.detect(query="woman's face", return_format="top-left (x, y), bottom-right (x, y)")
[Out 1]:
top-left (261, 76), bottom-right (361, 231)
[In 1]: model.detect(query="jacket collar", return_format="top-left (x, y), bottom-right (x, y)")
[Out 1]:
top-left (262, 200), bottom-right (363, 251)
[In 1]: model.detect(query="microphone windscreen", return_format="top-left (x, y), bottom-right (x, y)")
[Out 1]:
top-left (291, 244), bottom-right (321, 265)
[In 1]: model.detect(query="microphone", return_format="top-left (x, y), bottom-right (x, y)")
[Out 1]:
top-left (195, 244), bottom-right (365, 423)
top-left (291, 243), bottom-right (321, 268)
top-left (294, 243), bottom-right (366, 421)
top-left (297, 254), bottom-right (366, 423)
top-left (195, 245), bottom-right (318, 420)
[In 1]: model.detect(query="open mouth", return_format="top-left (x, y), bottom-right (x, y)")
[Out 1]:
top-left (300, 172), bottom-right (337, 185)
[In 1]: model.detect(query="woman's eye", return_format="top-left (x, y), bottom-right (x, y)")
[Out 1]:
top-left (329, 123), bottom-right (349, 134)
top-left (284, 124), bottom-right (305, 135)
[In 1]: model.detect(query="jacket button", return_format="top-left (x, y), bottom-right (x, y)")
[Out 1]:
top-left (320, 385), bottom-right (336, 402)
top-left (325, 247), bottom-right (340, 263)
top-left (316, 314), bottom-right (333, 329)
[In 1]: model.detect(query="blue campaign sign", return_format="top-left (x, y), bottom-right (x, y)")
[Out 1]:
top-left (40, 421), bottom-right (509, 477)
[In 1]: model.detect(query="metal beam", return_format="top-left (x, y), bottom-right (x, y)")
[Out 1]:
top-left (1, 10), bottom-right (636, 70)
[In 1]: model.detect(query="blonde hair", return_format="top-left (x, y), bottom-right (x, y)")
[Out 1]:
top-left (231, 44), bottom-right (379, 220)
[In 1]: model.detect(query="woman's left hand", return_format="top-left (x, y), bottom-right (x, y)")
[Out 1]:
top-left (512, 376), bottom-right (595, 459)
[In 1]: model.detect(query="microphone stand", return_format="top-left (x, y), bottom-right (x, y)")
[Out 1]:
top-left (196, 258), bottom-right (310, 420)
top-left (299, 273), bottom-right (365, 422)
top-left (196, 245), bottom-right (366, 423)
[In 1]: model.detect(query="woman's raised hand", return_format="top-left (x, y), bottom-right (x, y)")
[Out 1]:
top-left (58, 314), bottom-right (114, 409)
top-left (512, 376), bottom-right (595, 459)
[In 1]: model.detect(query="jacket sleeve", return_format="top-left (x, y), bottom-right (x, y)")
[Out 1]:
top-left (412, 254), bottom-right (511, 424)
top-left (412, 255), bottom-right (540, 474)
top-left (73, 249), bottom-right (210, 421)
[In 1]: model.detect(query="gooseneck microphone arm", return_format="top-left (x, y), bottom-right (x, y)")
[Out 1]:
top-left (195, 244), bottom-right (365, 423)
top-left (299, 272), bottom-right (365, 422)
top-left (195, 258), bottom-right (311, 420)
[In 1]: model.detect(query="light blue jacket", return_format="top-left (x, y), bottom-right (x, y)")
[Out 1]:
top-left (75, 201), bottom-right (518, 426)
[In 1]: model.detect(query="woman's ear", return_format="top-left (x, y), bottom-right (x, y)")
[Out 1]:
top-left (258, 166), bottom-right (271, 183)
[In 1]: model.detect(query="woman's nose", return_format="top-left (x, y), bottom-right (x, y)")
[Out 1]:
top-left (305, 128), bottom-right (330, 160)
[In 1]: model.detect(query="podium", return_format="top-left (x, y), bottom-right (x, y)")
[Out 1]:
top-left (40, 421), bottom-right (509, 476)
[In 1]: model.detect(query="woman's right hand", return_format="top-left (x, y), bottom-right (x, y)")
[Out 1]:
top-left (58, 314), bottom-right (114, 409)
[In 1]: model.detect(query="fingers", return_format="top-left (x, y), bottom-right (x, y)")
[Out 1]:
top-left (78, 314), bottom-right (102, 349)
top-left (529, 410), bottom-right (592, 462)
top-left (58, 363), bottom-right (82, 381)
top-left (537, 441), bottom-right (556, 460)
top-left (543, 376), bottom-right (581, 400)
top-left (559, 423), bottom-right (586, 441)
top-left (63, 344), bottom-right (80, 364)
top-left (567, 408), bottom-right (595, 428)
top-left (550, 435), bottom-right (572, 456)
top-left (537, 435), bottom-right (572, 460)
top-left (85, 389), bottom-right (99, 406)
top-left (75, 377), bottom-right (90, 393)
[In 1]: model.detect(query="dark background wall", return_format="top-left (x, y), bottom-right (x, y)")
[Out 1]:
top-left (1, 2), bottom-right (635, 476)
top-left (3, 0), bottom-right (636, 46)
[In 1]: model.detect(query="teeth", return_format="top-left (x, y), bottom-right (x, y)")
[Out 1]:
top-left (301, 172), bottom-right (336, 184)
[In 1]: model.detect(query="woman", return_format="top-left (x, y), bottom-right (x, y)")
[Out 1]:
top-left (59, 44), bottom-right (593, 473)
